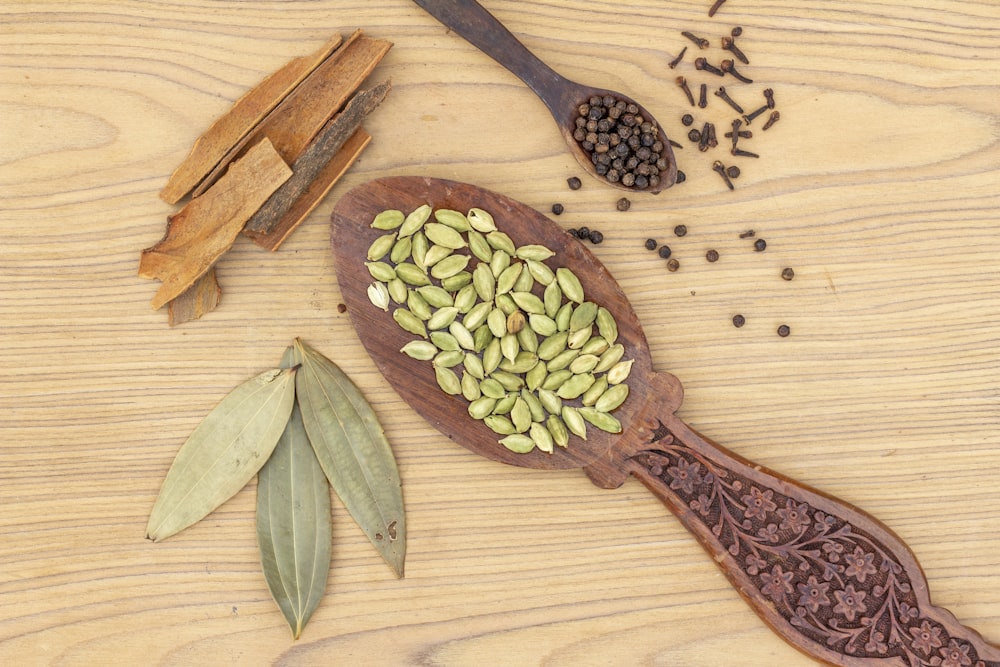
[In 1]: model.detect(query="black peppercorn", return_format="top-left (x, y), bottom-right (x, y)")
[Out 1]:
top-left (726, 165), bottom-right (741, 179)
top-left (681, 113), bottom-right (694, 126)
top-left (645, 238), bottom-right (657, 251)
top-left (551, 203), bottom-right (564, 215)
top-left (667, 258), bottom-right (680, 272)
top-left (687, 128), bottom-right (702, 142)
top-left (616, 197), bottom-right (631, 212)
top-left (674, 224), bottom-right (687, 237)
top-left (782, 268), bottom-right (795, 281)
top-left (588, 230), bottom-right (604, 244)
top-left (576, 226), bottom-right (590, 239)
top-left (658, 245), bottom-right (672, 259)
top-left (676, 170), bottom-right (686, 183)
top-left (567, 228), bottom-right (578, 237)
top-left (567, 176), bottom-right (582, 190)
top-left (777, 324), bottom-right (791, 337)
top-left (754, 238), bottom-right (767, 252)
top-left (732, 314), bottom-right (746, 328)
top-left (706, 249), bottom-right (719, 262)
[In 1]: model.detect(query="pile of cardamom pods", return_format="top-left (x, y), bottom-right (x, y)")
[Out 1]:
top-left (146, 338), bottom-right (404, 638)
top-left (365, 204), bottom-right (633, 454)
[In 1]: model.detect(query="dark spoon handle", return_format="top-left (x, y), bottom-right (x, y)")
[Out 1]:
top-left (621, 411), bottom-right (1000, 666)
top-left (411, 0), bottom-right (575, 113)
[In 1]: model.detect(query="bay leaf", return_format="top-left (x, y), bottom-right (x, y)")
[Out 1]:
top-left (256, 400), bottom-right (331, 638)
top-left (146, 366), bottom-right (297, 542)
top-left (291, 338), bottom-right (406, 576)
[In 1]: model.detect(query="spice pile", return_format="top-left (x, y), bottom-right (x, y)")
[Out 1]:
top-left (139, 31), bottom-right (392, 324)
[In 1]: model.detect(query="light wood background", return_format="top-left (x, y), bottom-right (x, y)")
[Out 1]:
top-left (3, 1), bottom-right (999, 664)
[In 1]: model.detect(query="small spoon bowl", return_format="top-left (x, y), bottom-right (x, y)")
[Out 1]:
top-left (411, 0), bottom-right (678, 193)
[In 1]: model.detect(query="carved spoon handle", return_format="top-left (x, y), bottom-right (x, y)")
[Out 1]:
top-left (625, 412), bottom-right (1000, 667)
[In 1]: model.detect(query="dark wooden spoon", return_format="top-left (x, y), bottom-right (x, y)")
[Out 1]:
top-left (410, 0), bottom-right (677, 193)
top-left (331, 176), bottom-right (1000, 666)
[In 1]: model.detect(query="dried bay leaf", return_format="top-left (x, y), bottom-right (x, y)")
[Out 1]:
top-left (291, 338), bottom-right (406, 576)
top-left (256, 401), bottom-right (331, 638)
top-left (146, 366), bottom-right (297, 542)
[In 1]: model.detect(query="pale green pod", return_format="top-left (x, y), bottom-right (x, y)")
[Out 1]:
top-left (461, 370), bottom-right (482, 401)
top-left (595, 383), bottom-right (630, 412)
top-left (529, 313), bottom-right (558, 338)
top-left (473, 263), bottom-right (496, 302)
top-left (512, 264), bottom-right (534, 293)
top-left (491, 370), bottom-right (524, 391)
top-left (567, 325), bottom-right (592, 350)
top-left (489, 249), bottom-right (510, 278)
top-left (434, 208), bottom-right (472, 231)
top-left (427, 306), bottom-right (459, 331)
top-left (423, 244), bottom-right (454, 268)
top-left (537, 388), bottom-right (563, 416)
top-left (393, 308), bottom-right (426, 338)
top-left (569, 353), bottom-right (600, 375)
top-left (367, 232), bottom-right (397, 261)
top-left (526, 259), bottom-right (555, 286)
top-left (487, 308), bottom-right (507, 338)
top-left (483, 338), bottom-right (502, 374)
top-left (430, 254), bottom-right (470, 280)
top-left (479, 377), bottom-right (506, 399)
top-left (499, 351), bottom-right (538, 374)
top-left (594, 343), bottom-right (625, 373)
top-left (569, 301), bottom-right (599, 332)
top-left (434, 366), bottom-right (461, 395)
top-left (516, 325), bottom-right (538, 354)
top-left (398, 203), bottom-right (432, 237)
top-left (484, 415), bottom-right (516, 435)
top-left (390, 235), bottom-right (413, 264)
top-left (440, 271), bottom-right (472, 291)
top-left (596, 307), bottom-right (618, 344)
top-left (510, 398), bottom-right (532, 432)
top-left (406, 290), bottom-right (432, 320)
top-left (464, 352), bottom-right (485, 380)
top-left (366, 261), bottom-right (396, 282)
top-left (499, 434), bottom-right (535, 454)
top-left (486, 230), bottom-right (516, 255)
top-left (525, 360), bottom-right (548, 391)
top-left (400, 340), bottom-right (437, 361)
top-left (449, 320), bottom-right (476, 350)
top-left (562, 406), bottom-right (588, 440)
top-left (411, 231), bottom-right (429, 269)
top-left (547, 415), bottom-right (570, 448)
top-left (372, 209), bottom-right (404, 230)
top-left (468, 229), bottom-right (493, 262)
top-left (581, 375), bottom-right (608, 407)
top-left (529, 422), bottom-right (554, 454)
top-left (424, 222), bottom-right (467, 249)
top-left (367, 282), bottom-right (390, 311)
top-left (607, 359), bottom-right (634, 385)
top-left (453, 284), bottom-right (478, 313)
top-left (555, 302), bottom-right (573, 331)
top-left (556, 267), bottom-right (584, 303)
top-left (433, 349), bottom-right (465, 368)
top-left (580, 335), bottom-right (610, 356)
top-left (395, 262), bottom-right (431, 286)
top-left (430, 330), bottom-right (460, 351)
top-left (520, 389), bottom-right (546, 422)
top-left (494, 293), bottom-right (517, 315)
top-left (515, 244), bottom-right (555, 262)
top-left (579, 407), bottom-right (623, 433)
top-left (541, 369), bottom-right (573, 391)
top-left (495, 263), bottom-right (522, 295)
top-left (500, 333), bottom-right (519, 363)
top-left (417, 285), bottom-right (454, 309)
top-left (511, 291), bottom-right (545, 315)
top-left (387, 277), bottom-right (408, 304)
top-left (467, 207), bottom-right (497, 233)
top-left (468, 396), bottom-right (497, 420)
top-left (492, 393), bottom-right (517, 415)
top-left (556, 373), bottom-right (596, 400)
top-left (546, 347), bottom-right (580, 372)
top-left (473, 324), bottom-right (493, 352)
top-left (463, 301), bottom-right (492, 331)
top-left (543, 281), bottom-right (562, 318)
top-left (537, 331), bottom-right (569, 360)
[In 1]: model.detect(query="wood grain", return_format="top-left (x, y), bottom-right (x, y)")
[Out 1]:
top-left (2, 1), bottom-right (999, 665)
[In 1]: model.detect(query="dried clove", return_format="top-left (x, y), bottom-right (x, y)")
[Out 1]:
top-left (712, 161), bottom-right (735, 190)
top-left (668, 46), bottom-right (688, 69)
top-left (763, 88), bottom-right (776, 109)
top-left (721, 59), bottom-right (753, 84)
top-left (676, 76), bottom-right (695, 106)
top-left (715, 86), bottom-right (744, 114)
top-left (743, 104), bottom-right (770, 125)
top-left (698, 83), bottom-right (708, 109)
top-left (682, 31), bottom-right (710, 49)
top-left (708, 0), bottom-right (728, 17)
top-left (721, 36), bottom-right (749, 65)
top-left (695, 57), bottom-right (724, 77)
top-left (762, 111), bottom-right (781, 131)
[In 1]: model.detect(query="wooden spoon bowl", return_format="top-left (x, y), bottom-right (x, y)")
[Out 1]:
top-left (331, 177), bottom-right (1000, 666)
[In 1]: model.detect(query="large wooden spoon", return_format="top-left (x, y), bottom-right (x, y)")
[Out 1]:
top-left (331, 176), bottom-right (1000, 666)
top-left (410, 0), bottom-right (677, 193)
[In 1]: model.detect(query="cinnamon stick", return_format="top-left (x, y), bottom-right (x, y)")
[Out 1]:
top-left (168, 268), bottom-right (223, 326)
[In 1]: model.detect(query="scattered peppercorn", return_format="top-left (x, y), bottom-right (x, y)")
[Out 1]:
top-left (732, 314), bottom-right (746, 328)
top-left (551, 203), bottom-right (564, 215)
top-left (781, 267), bottom-right (795, 281)
top-left (337, 303), bottom-right (347, 314)
top-left (576, 226), bottom-right (590, 239)
top-left (674, 224), bottom-right (688, 237)
top-left (616, 197), bottom-right (631, 212)
top-left (586, 230), bottom-right (602, 243)
top-left (675, 170), bottom-right (687, 183)
top-left (573, 95), bottom-right (668, 190)
top-left (667, 258), bottom-right (680, 272)
top-left (777, 324), bottom-right (791, 337)
top-left (567, 176), bottom-right (582, 190)
top-left (754, 238), bottom-right (767, 252)
top-left (567, 228), bottom-right (578, 237)
top-left (681, 113), bottom-right (694, 126)
top-left (706, 249), bottom-right (719, 262)
top-left (645, 238), bottom-right (657, 250)
top-left (726, 165), bottom-right (741, 179)
top-left (658, 245), bottom-right (672, 259)
top-left (687, 128), bottom-right (702, 142)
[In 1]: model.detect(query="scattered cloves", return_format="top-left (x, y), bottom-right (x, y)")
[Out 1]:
top-left (668, 46), bottom-right (688, 69)
top-left (721, 36), bottom-right (749, 65)
top-left (708, 0), bottom-right (728, 17)
top-left (731, 147), bottom-right (759, 158)
top-left (720, 59), bottom-right (753, 84)
top-left (714, 86), bottom-right (744, 114)
top-left (762, 110), bottom-right (781, 131)
top-left (698, 83), bottom-right (708, 109)
top-left (695, 57), bottom-right (725, 77)
top-left (676, 76), bottom-right (695, 106)
top-left (743, 104), bottom-right (769, 125)
top-left (763, 88), bottom-right (776, 109)
top-left (682, 31), bottom-right (710, 49)
top-left (712, 161), bottom-right (735, 190)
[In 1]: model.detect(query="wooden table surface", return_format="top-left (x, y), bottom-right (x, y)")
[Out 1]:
top-left (3, 1), bottom-right (999, 664)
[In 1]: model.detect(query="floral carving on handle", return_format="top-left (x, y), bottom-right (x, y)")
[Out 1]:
top-left (634, 422), bottom-right (997, 667)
